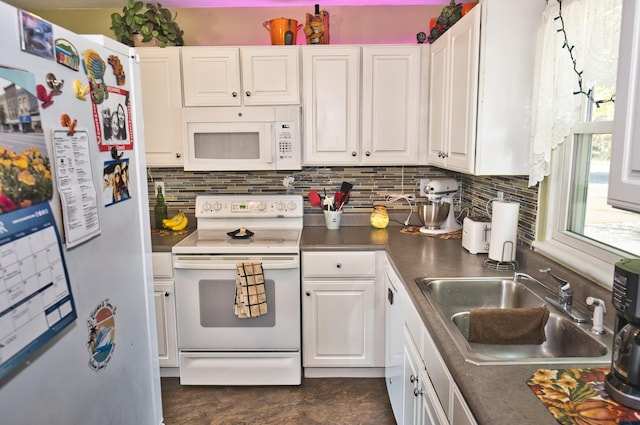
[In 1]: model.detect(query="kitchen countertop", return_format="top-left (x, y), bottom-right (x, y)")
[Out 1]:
top-left (150, 227), bottom-right (195, 252)
top-left (301, 225), bottom-right (611, 425)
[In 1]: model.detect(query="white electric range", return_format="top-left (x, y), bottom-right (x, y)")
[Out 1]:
top-left (171, 194), bottom-right (303, 385)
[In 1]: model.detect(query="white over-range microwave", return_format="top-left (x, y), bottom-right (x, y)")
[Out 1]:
top-left (182, 105), bottom-right (302, 171)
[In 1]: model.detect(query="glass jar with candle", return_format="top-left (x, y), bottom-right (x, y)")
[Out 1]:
top-left (370, 205), bottom-right (389, 229)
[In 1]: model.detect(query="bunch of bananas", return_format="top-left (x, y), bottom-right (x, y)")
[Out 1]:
top-left (162, 211), bottom-right (188, 231)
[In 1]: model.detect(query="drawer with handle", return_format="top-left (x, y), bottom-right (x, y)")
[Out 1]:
top-left (302, 251), bottom-right (376, 278)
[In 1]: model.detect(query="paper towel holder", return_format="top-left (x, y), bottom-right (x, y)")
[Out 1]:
top-left (483, 256), bottom-right (519, 271)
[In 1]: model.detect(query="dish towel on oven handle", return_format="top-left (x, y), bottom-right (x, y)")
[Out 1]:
top-left (234, 262), bottom-right (267, 318)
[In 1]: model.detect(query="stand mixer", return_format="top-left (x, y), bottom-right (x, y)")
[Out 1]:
top-left (418, 178), bottom-right (462, 234)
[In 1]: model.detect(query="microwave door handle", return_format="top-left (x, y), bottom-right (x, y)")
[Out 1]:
top-left (260, 124), bottom-right (273, 164)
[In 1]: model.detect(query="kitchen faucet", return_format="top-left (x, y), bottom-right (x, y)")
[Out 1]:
top-left (513, 270), bottom-right (589, 323)
top-left (539, 267), bottom-right (573, 309)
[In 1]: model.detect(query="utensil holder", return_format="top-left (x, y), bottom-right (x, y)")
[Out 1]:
top-left (324, 210), bottom-right (342, 229)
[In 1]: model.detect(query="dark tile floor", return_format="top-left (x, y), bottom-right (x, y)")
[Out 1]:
top-left (161, 377), bottom-right (397, 425)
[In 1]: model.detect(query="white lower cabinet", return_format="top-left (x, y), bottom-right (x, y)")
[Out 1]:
top-left (303, 280), bottom-right (375, 366)
top-left (451, 387), bottom-right (477, 425)
top-left (302, 251), bottom-right (385, 373)
top-left (386, 258), bottom-right (477, 425)
top-left (152, 252), bottom-right (178, 367)
top-left (420, 368), bottom-right (449, 425)
top-left (403, 326), bottom-right (422, 425)
top-left (385, 262), bottom-right (406, 421)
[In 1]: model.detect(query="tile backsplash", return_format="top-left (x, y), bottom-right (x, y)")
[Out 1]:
top-left (148, 166), bottom-right (538, 247)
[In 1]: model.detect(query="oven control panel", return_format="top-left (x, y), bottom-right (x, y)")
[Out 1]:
top-left (195, 195), bottom-right (303, 218)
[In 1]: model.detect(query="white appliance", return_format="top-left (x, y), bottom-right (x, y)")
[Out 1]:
top-left (182, 105), bottom-right (302, 171)
top-left (384, 263), bottom-right (405, 424)
top-left (462, 217), bottom-right (491, 254)
top-left (0, 3), bottom-right (162, 425)
top-left (419, 178), bottom-right (462, 235)
top-left (172, 194), bottom-right (303, 385)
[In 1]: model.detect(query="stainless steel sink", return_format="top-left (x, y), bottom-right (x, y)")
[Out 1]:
top-left (416, 277), bottom-right (613, 365)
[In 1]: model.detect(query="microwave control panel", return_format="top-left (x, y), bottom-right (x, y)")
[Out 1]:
top-left (275, 121), bottom-right (299, 169)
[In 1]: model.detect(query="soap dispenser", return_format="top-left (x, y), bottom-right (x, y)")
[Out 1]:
top-left (586, 296), bottom-right (606, 335)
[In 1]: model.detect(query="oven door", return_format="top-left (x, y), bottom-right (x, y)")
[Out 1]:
top-left (173, 254), bottom-right (300, 351)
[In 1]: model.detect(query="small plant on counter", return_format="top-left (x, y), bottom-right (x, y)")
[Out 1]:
top-left (110, 0), bottom-right (184, 47)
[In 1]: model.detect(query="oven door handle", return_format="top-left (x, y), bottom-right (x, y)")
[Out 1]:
top-left (172, 255), bottom-right (299, 270)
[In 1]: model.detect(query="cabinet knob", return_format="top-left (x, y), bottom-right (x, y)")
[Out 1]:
top-left (438, 151), bottom-right (443, 158)
top-left (245, 91), bottom-right (251, 97)
top-left (365, 151), bottom-right (371, 156)
top-left (175, 153), bottom-right (181, 158)
top-left (443, 152), bottom-right (449, 158)
top-left (336, 263), bottom-right (342, 269)
top-left (414, 388), bottom-right (423, 397)
top-left (232, 92), bottom-right (238, 97)
top-left (306, 291), bottom-right (311, 296)
top-left (351, 151), bottom-right (357, 157)
top-left (410, 374), bottom-right (418, 383)
top-left (164, 291), bottom-right (170, 297)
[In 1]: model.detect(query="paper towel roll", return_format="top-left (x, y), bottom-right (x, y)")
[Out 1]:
top-left (488, 201), bottom-right (520, 262)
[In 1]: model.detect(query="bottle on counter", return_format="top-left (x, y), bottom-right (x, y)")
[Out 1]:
top-left (154, 185), bottom-right (167, 229)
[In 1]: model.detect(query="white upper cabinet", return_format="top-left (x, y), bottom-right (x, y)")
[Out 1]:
top-left (137, 47), bottom-right (184, 167)
top-left (240, 47), bottom-right (300, 105)
top-left (302, 46), bottom-right (361, 164)
top-left (609, 0), bottom-right (640, 213)
top-left (181, 46), bottom-right (299, 107)
top-left (303, 45), bottom-right (426, 166)
top-left (428, 0), bottom-right (544, 175)
top-left (361, 46), bottom-right (422, 164)
top-left (427, 9), bottom-right (479, 172)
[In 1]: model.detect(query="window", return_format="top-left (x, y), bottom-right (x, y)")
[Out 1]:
top-left (536, 81), bottom-right (640, 288)
top-left (533, 0), bottom-right (639, 288)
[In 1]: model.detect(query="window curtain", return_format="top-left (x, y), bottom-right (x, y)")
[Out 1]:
top-left (528, 0), bottom-right (622, 187)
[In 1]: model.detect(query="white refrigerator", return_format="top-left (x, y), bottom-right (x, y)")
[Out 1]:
top-left (0, 2), bottom-right (163, 424)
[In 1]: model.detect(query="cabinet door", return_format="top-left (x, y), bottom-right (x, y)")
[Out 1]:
top-left (451, 386), bottom-right (478, 425)
top-left (302, 280), bottom-right (375, 367)
top-left (302, 46), bottom-right (360, 165)
top-left (154, 281), bottom-right (178, 367)
top-left (427, 37), bottom-right (449, 166)
top-left (609, 0), bottom-right (640, 213)
top-left (361, 46), bottom-right (421, 164)
top-left (422, 326), bottom-right (452, 420)
top-left (403, 326), bottom-right (422, 425)
top-left (181, 47), bottom-right (241, 106)
top-left (241, 46), bottom-right (300, 105)
top-left (137, 47), bottom-right (183, 167)
top-left (445, 6), bottom-right (480, 173)
top-left (419, 370), bottom-right (449, 425)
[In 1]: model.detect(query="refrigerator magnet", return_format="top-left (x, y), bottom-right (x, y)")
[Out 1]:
top-left (73, 79), bottom-right (89, 101)
top-left (54, 38), bottom-right (80, 71)
top-left (87, 299), bottom-right (116, 372)
top-left (36, 84), bottom-right (54, 108)
top-left (91, 86), bottom-right (134, 152)
top-left (60, 114), bottom-right (77, 135)
top-left (19, 10), bottom-right (55, 60)
top-left (107, 55), bottom-right (125, 85)
top-left (46, 72), bottom-right (64, 95)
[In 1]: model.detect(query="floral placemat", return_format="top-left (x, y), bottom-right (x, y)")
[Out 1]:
top-left (527, 367), bottom-right (640, 424)
top-left (400, 226), bottom-right (462, 239)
